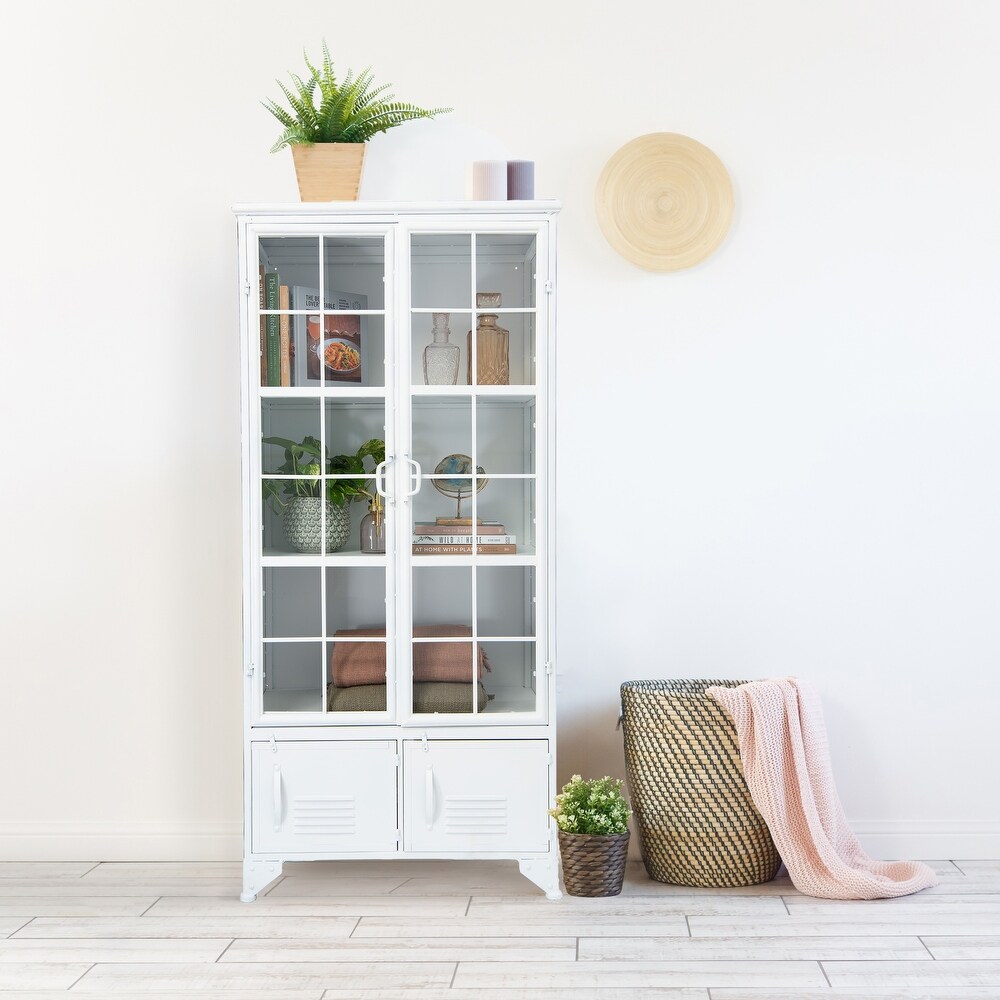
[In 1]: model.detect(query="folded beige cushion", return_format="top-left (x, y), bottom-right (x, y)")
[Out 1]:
top-left (330, 625), bottom-right (490, 687)
top-left (326, 681), bottom-right (489, 713)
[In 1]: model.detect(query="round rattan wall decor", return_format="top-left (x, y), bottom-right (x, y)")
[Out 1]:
top-left (595, 132), bottom-right (734, 272)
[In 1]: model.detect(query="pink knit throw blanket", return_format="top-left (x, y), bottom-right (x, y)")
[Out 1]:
top-left (706, 677), bottom-right (938, 900)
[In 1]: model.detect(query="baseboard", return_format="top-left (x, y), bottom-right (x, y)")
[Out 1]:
top-left (848, 821), bottom-right (1000, 860)
top-left (2, 819), bottom-right (995, 863)
top-left (0, 822), bottom-right (243, 862)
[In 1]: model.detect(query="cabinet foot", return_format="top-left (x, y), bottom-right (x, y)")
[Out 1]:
top-left (518, 856), bottom-right (562, 900)
top-left (241, 859), bottom-right (283, 902)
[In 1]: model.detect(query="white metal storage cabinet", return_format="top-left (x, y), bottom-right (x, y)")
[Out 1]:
top-left (235, 203), bottom-right (560, 901)
top-left (250, 741), bottom-right (398, 855)
top-left (403, 740), bottom-right (551, 853)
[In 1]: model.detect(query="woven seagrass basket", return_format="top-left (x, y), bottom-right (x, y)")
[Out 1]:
top-left (620, 679), bottom-right (779, 888)
top-left (558, 830), bottom-right (630, 897)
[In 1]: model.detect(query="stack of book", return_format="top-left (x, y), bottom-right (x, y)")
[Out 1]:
top-left (412, 521), bottom-right (516, 555)
top-left (258, 265), bottom-right (366, 388)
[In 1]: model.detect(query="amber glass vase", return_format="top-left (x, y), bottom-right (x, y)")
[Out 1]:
top-left (467, 292), bottom-right (509, 385)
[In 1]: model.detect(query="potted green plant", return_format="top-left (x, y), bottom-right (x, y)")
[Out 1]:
top-left (264, 42), bottom-right (451, 201)
top-left (263, 435), bottom-right (385, 553)
top-left (549, 775), bottom-right (632, 897)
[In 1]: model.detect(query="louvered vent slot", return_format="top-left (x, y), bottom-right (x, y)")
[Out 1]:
top-left (444, 796), bottom-right (508, 835)
top-left (292, 796), bottom-right (356, 836)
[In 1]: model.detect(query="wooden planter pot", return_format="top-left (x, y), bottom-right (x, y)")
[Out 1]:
top-left (558, 830), bottom-right (630, 897)
top-left (290, 143), bottom-right (366, 202)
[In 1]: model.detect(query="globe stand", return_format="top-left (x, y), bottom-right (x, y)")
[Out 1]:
top-left (432, 454), bottom-right (489, 525)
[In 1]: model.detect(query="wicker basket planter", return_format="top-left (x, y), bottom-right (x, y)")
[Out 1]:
top-left (620, 679), bottom-right (779, 888)
top-left (558, 830), bottom-right (630, 897)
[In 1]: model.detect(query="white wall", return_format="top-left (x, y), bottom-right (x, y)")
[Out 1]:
top-left (1, 0), bottom-right (998, 860)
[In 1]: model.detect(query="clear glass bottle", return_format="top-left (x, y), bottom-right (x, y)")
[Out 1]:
top-left (468, 292), bottom-right (509, 385)
top-left (422, 312), bottom-right (460, 385)
top-left (359, 495), bottom-right (386, 554)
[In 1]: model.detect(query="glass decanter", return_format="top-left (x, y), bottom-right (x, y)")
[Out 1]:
top-left (422, 312), bottom-right (460, 385)
top-left (468, 292), bottom-right (509, 385)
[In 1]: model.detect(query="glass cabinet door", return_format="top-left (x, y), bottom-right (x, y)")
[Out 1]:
top-left (405, 227), bottom-right (546, 720)
top-left (255, 231), bottom-right (394, 719)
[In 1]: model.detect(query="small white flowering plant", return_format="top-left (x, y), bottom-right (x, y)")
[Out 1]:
top-left (549, 775), bottom-right (631, 836)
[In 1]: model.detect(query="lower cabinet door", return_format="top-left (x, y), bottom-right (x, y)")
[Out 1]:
top-left (251, 741), bottom-right (397, 854)
top-left (403, 740), bottom-right (550, 853)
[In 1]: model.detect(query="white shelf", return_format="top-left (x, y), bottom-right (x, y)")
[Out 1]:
top-left (262, 546), bottom-right (388, 567)
top-left (261, 686), bottom-right (538, 717)
top-left (258, 386), bottom-right (387, 399)
top-left (410, 386), bottom-right (537, 400)
top-left (411, 552), bottom-right (537, 567)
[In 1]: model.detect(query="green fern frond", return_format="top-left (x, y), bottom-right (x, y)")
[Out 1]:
top-left (261, 99), bottom-right (297, 132)
top-left (339, 101), bottom-right (449, 142)
top-left (320, 39), bottom-right (335, 89)
top-left (353, 79), bottom-right (393, 113)
top-left (273, 77), bottom-right (318, 138)
top-left (264, 42), bottom-right (451, 151)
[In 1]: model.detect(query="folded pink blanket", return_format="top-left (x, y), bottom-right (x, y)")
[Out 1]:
top-left (330, 625), bottom-right (490, 688)
top-left (707, 677), bottom-right (938, 900)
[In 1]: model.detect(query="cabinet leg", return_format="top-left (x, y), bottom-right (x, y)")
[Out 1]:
top-left (518, 855), bottom-right (562, 900)
top-left (241, 859), bottom-right (283, 902)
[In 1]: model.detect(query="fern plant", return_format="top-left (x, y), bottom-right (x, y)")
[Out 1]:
top-left (264, 42), bottom-right (451, 152)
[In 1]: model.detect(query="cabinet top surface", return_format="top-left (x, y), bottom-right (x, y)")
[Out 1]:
top-left (233, 200), bottom-right (561, 218)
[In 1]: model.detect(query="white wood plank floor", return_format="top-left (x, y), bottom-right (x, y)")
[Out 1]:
top-left (1, 858), bottom-right (998, 998)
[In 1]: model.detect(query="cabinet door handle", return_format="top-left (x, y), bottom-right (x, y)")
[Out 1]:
top-left (405, 457), bottom-right (422, 500)
top-left (272, 764), bottom-right (282, 832)
top-left (425, 764), bottom-right (435, 829)
top-left (374, 459), bottom-right (388, 499)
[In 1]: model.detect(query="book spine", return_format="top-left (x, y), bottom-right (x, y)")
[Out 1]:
top-left (412, 543), bottom-right (517, 555)
top-left (412, 534), bottom-right (516, 545)
top-left (278, 284), bottom-right (291, 387)
top-left (258, 265), bottom-right (267, 386)
top-left (264, 271), bottom-right (281, 387)
top-left (412, 525), bottom-right (506, 535)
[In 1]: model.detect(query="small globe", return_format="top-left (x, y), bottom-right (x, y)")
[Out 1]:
top-left (432, 454), bottom-right (488, 517)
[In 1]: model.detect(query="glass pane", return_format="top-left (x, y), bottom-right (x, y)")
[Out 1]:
top-left (412, 566), bottom-right (473, 630)
top-left (411, 234), bottom-right (472, 309)
top-left (475, 233), bottom-right (537, 310)
top-left (467, 298), bottom-right (536, 388)
top-left (257, 237), bottom-right (318, 389)
top-left (326, 567), bottom-right (387, 634)
top-left (477, 566), bottom-right (535, 637)
top-left (260, 236), bottom-right (319, 286)
top-left (263, 568), bottom-right (322, 638)
top-left (476, 396), bottom-right (536, 476)
top-left (412, 310), bottom-right (472, 388)
top-left (263, 641), bottom-right (323, 713)
top-left (473, 477), bottom-right (535, 556)
top-left (258, 239), bottom-right (318, 390)
top-left (480, 641), bottom-right (537, 714)
top-left (261, 398), bottom-right (322, 555)
top-left (327, 638), bottom-right (389, 712)
top-left (326, 565), bottom-right (390, 712)
top-left (296, 305), bottom-right (385, 390)
top-left (323, 236), bottom-right (385, 311)
top-left (323, 398), bottom-right (387, 555)
top-left (411, 566), bottom-right (478, 716)
top-left (411, 399), bottom-right (474, 529)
